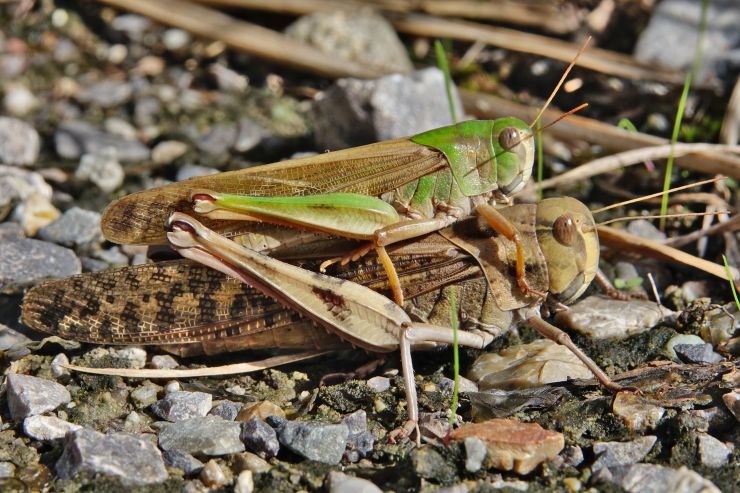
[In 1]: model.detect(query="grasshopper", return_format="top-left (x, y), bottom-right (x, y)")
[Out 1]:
top-left (23, 197), bottom-right (627, 441)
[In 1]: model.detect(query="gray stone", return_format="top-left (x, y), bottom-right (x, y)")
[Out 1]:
top-left (0, 222), bottom-right (24, 241)
top-left (607, 463), bottom-right (721, 493)
top-left (277, 420), bottom-right (349, 464)
top-left (328, 471), bottom-right (383, 493)
top-left (111, 14), bottom-right (151, 41)
top-left (37, 207), bottom-right (102, 248)
top-left (286, 11), bottom-right (411, 75)
top-left (634, 0), bottom-right (740, 82)
top-left (626, 220), bottom-right (667, 241)
top-left (343, 410), bottom-right (373, 462)
top-left (234, 117), bottom-right (268, 153)
top-left (411, 446), bottom-right (457, 484)
top-left (131, 382), bottom-right (161, 408)
top-left (164, 380), bottom-right (181, 393)
top-left (0, 462), bottom-right (15, 479)
top-left (366, 376), bottom-right (390, 392)
top-left (150, 354), bottom-right (179, 369)
top-left (57, 429), bottom-right (168, 485)
top-left (555, 296), bottom-right (674, 339)
top-left (209, 64), bottom-right (248, 93)
top-left (53, 37), bottom-right (80, 63)
top-left (439, 376), bottom-right (479, 394)
top-left (697, 432), bottom-right (733, 467)
top-left (240, 417), bottom-right (279, 458)
top-left (163, 449), bottom-right (204, 475)
top-left (665, 334), bottom-right (706, 359)
top-left (134, 96), bottom-right (161, 127)
top-left (55, 120), bottom-right (149, 162)
top-left (175, 164), bottom-right (218, 181)
top-left (158, 416), bottom-right (245, 456)
top-left (0, 117), bottom-right (39, 166)
top-left (151, 391), bottom-right (212, 421)
top-left (23, 415), bottom-right (81, 441)
top-left (112, 346), bottom-right (147, 369)
top-left (104, 118), bottom-right (137, 140)
top-left (210, 400), bottom-right (242, 421)
top-left (193, 123), bottom-right (238, 155)
top-left (4, 84), bottom-right (37, 116)
top-left (673, 343), bottom-right (724, 364)
top-left (313, 68), bottom-right (461, 150)
top-left (50, 353), bottom-right (71, 379)
top-left (0, 325), bottom-right (31, 351)
top-left (464, 436), bottom-right (487, 473)
top-left (592, 436), bottom-right (657, 472)
top-left (75, 149), bottom-right (125, 193)
top-left (75, 80), bottom-right (132, 108)
top-left (560, 446), bottom-right (584, 467)
top-left (6, 374), bottom-right (71, 420)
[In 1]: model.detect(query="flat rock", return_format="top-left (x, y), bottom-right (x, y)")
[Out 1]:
top-left (366, 376), bottom-right (390, 392)
top-left (158, 416), bottom-right (245, 456)
top-left (450, 418), bottom-right (564, 474)
top-left (37, 207), bottom-right (102, 248)
top-left (75, 80), bottom-right (132, 107)
top-left (0, 238), bottom-right (80, 293)
top-left (0, 117), bottom-right (39, 166)
top-left (696, 432), bottom-right (732, 467)
top-left (276, 420), bottom-right (349, 464)
top-left (151, 391), bottom-right (213, 421)
top-left (151, 140), bottom-right (188, 164)
top-left (23, 415), bottom-right (82, 441)
top-left (328, 471), bottom-right (383, 493)
top-left (55, 120), bottom-right (149, 162)
top-left (7, 374), bottom-right (71, 420)
top-left (286, 11), bottom-right (411, 75)
top-left (592, 436), bottom-right (657, 472)
top-left (0, 325), bottom-right (31, 351)
top-left (343, 410), bottom-right (373, 462)
top-left (57, 429), bottom-right (167, 485)
top-left (613, 393), bottom-right (666, 431)
top-left (468, 339), bottom-right (592, 390)
top-left (313, 68), bottom-right (461, 150)
top-left (555, 296), bottom-right (674, 339)
top-left (240, 417), bottom-right (279, 458)
top-left (467, 386), bottom-right (566, 420)
top-left (606, 463), bottom-right (721, 493)
top-left (665, 334), bottom-right (706, 359)
top-left (673, 343), bottom-right (724, 364)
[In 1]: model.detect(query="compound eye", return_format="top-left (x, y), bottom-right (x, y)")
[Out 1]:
top-left (553, 214), bottom-right (577, 246)
top-left (498, 127), bottom-right (520, 150)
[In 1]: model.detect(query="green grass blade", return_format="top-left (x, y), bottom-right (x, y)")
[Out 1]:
top-left (659, 0), bottom-right (710, 229)
top-left (448, 286), bottom-right (460, 430)
top-left (536, 119), bottom-right (544, 202)
top-left (435, 40), bottom-right (458, 124)
top-left (617, 118), bottom-right (638, 133)
top-left (722, 255), bottom-right (740, 312)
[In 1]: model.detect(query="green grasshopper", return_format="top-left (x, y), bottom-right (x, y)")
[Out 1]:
top-left (24, 197), bottom-right (627, 442)
top-left (102, 117), bottom-right (535, 304)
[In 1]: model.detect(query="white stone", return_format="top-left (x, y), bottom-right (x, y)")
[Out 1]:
top-left (23, 415), bottom-right (82, 441)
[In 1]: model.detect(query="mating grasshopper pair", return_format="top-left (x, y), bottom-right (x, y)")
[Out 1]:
top-left (22, 111), bottom-right (630, 441)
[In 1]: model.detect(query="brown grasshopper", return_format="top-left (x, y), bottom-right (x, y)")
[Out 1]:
top-left (23, 197), bottom-right (627, 441)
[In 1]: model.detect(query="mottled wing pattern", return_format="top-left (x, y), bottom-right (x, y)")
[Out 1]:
top-left (21, 260), bottom-right (304, 346)
top-left (102, 139), bottom-right (444, 245)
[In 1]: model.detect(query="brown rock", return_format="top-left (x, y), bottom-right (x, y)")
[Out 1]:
top-left (236, 401), bottom-right (285, 422)
top-left (612, 392), bottom-right (665, 430)
top-left (450, 418), bottom-right (564, 474)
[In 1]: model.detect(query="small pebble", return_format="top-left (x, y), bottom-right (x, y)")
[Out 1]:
top-left (0, 117), bottom-right (40, 166)
top-left (113, 347), bottom-right (147, 369)
top-left (673, 343), bottom-right (724, 364)
top-left (151, 140), bottom-right (188, 165)
top-left (240, 417), bottom-right (279, 458)
top-left (131, 382), bottom-right (161, 408)
top-left (4, 84), bottom-right (37, 116)
top-left (50, 353), bottom-right (70, 379)
top-left (37, 207), bottom-right (102, 248)
top-left (6, 374), bottom-right (71, 420)
top-left (199, 459), bottom-right (228, 488)
top-left (175, 164), bottom-right (218, 181)
top-left (464, 436), bottom-right (487, 473)
top-left (75, 149), bottom-right (124, 193)
top-left (75, 80), bottom-right (132, 108)
top-left (150, 354), bottom-right (179, 369)
top-left (158, 416), bottom-right (245, 456)
top-left (236, 400), bottom-right (285, 421)
top-left (327, 471), bottom-right (382, 493)
top-left (438, 376), bottom-right (478, 394)
top-left (234, 470), bottom-right (254, 493)
top-left (165, 380), bottom-right (181, 393)
top-left (665, 334), bottom-right (706, 359)
top-left (366, 376), bottom-right (390, 392)
top-left (23, 415), bottom-right (82, 441)
top-left (57, 429), bottom-right (168, 485)
top-left (12, 193), bottom-right (60, 236)
top-left (233, 451), bottom-right (271, 474)
top-left (209, 400), bottom-right (243, 421)
top-left (163, 449), bottom-right (204, 476)
top-left (722, 390), bottom-right (740, 422)
top-left (151, 391), bottom-right (212, 422)
top-left (163, 29), bottom-right (191, 51)
top-left (0, 462), bottom-right (15, 478)
top-left (696, 432), bottom-right (732, 467)
top-left (612, 393), bottom-right (666, 430)
top-left (277, 420), bottom-right (349, 465)
top-left (592, 436), bottom-right (657, 472)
